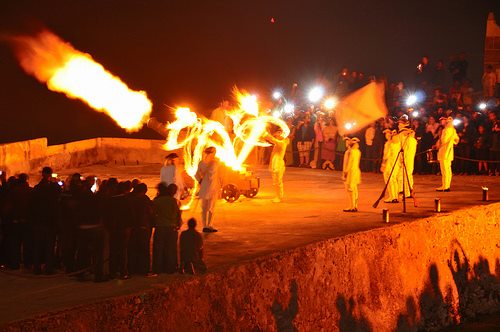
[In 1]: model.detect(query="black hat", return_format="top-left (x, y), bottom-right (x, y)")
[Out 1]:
top-left (166, 153), bottom-right (179, 159)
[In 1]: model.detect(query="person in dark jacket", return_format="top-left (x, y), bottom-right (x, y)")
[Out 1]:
top-left (295, 114), bottom-right (315, 167)
top-left (108, 181), bottom-right (134, 279)
top-left (179, 218), bottom-right (206, 275)
top-left (60, 173), bottom-right (83, 273)
top-left (128, 183), bottom-right (154, 275)
top-left (489, 120), bottom-right (500, 176)
top-left (152, 183), bottom-right (181, 274)
top-left (30, 167), bottom-right (61, 275)
top-left (6, 174), bottom-right (33, 270)
top-left (75, 176), bottom-right (106, 282)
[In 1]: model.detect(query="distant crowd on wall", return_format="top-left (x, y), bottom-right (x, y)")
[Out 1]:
top-left (253, 54), bottom-right (500, 175)
top-left (0, 167), bottom-right (206, 281)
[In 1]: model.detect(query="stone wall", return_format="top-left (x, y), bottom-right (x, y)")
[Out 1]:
top-left (3, 203), bottom-right (499, 331)
top-left (0, 137), bottom-right (167, 175)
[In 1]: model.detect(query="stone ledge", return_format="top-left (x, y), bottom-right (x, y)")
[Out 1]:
top-left (2, 203), bottom-right (499, 331)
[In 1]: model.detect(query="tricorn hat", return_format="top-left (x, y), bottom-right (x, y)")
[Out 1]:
top-left (165, 153), bottom-right (179, 159)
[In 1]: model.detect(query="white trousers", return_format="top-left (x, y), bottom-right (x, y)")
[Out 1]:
top-left (201, 198), bottom-right (216, 228)
top-left (439, 160), bottom-right (452, 189)
top-left (272, 168), bottom-right (285, 200)
top-left (345, 183), bottom-right (359, 209)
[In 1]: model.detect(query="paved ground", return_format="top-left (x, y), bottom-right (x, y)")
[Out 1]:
top-left (1, 164), bottom-right (499, 324)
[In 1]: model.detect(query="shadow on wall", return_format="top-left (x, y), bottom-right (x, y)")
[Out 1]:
top-left (336, 295), bottom-right (372, 332)
top-left (396, 239), bottom-right (500, 331)
top-left (270, 239), bottom-right (500, 332)
top-left (271, 280), bottom-right (299, 332)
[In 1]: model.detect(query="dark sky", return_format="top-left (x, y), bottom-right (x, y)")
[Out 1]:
top-left (0, 0), bottom-right (497, 144)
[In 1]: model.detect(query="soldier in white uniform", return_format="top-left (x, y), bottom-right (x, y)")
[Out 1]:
top-left (160, 153), bottom-right (185, 200)
top-left (381, 129), bottom-right (400, 203)
top-left (436, 116), bottom-right (459, 191)
top-left (398, 127), bottom-right (417, 198)
top-left (342, 137), bottom-right (361, 212)
top-left (264, 128), bottom-right (289, 203)
top-left (195, 147), bottom-right (221, 232)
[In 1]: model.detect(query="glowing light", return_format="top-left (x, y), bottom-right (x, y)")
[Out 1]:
top-left (9, 30), bottom-right (152, 132)
top-left (272, 90), bottom-right (282, 100)
top-left (406, 95), bottom-right (417, 106)
top-left (308, 86), bottom-right (324, 103)
top-left (412, 110), bottom-right (419, 117)
top-left (344, 122), bottom-right (354, 130)
top-left (323, 97), bottom-right (338, 110)
top-left (272, 110), bottom-right (281, 118)
top-left (238, 93), bottom-right (259, 117)
top-left (478, 102), bottom-right (487, 111)
top-left (452, 119), bottom-right (462, 126)
top-left (284, 103), bottom-right (294, 113)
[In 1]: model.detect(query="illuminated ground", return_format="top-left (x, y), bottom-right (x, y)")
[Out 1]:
top-left (1, 164), bottom-right (498, 324)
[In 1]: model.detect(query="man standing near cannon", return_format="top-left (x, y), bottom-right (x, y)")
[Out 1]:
top-left (195, 147), bottom-right (221, 233)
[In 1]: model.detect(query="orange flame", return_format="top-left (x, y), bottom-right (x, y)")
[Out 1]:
top-left (165, 89), bottom-right (289, 209)
top-left (10, 30), bottom-right (152, 132)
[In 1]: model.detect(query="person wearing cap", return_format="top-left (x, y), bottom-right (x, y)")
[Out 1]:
top-left (195, 147), bottom-right (221, 232)
top-left (342, 137), bottom-right (361, 212)
top-left (264, 128), bottom-right (289, 203)
top-left (436, 116), bottom-right (459, 191)
top-left (381, 130), bottom-right (400, 203)
top-left (397, 127), bottom-right (418, 198)
top-left (160, 153), bottom-right (185, 200)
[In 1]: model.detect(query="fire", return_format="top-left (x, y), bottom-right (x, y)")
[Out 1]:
top-left (9, 30), bottom-right (152, 132)
top-left (165, 89), bottom-right (289, 209)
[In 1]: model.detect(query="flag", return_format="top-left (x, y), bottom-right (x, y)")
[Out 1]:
top-left (335, 81), bottom-right (388, 136)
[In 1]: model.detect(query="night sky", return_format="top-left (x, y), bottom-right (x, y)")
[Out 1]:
top-left (0, 0), bottom-right (497, 144)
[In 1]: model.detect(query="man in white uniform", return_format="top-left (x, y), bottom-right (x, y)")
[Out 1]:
top-left (160, 153), bottom-right (185, 200)
top-left (436, 116), bottom-right (459, 191)
top-left (398, 128), bottom-right (417, 198)
top-left (264, 128), bottom-right (289, 203)
top-left (381, 129), bottom-right (400, 203)
top-left (342, 137), bottom-right (361, 212)
top-left (195, 147), bottom-right (221, 232)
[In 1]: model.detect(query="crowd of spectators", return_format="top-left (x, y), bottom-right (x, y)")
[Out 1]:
top-left (0, 167), bottom-right (206, 281)
top-left (1, 54), bottom-right (500, 282)
top-left (266, 54), bottom-right (500, 176)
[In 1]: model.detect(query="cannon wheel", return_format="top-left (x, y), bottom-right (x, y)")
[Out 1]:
top-left (222, 184), bottom-right (240, 203)
top-left (243, 187), bottom-right (259, 198)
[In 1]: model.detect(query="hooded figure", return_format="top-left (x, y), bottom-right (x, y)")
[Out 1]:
top-left (264, 128), bottom-right (289, 203)
top-left (195, 147), bottom-right (221, 232)
top-left (436, 117), bottom-right (459, 191)
top-left (381, 129), bottom-right (401, 203)
top-left (398, 127), bottom-right (418, 197)
top-left (342, 137), bottom-right (361, 212)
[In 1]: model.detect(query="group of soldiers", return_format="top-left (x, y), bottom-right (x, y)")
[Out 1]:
top-left (274, 115), bottom-right (458, 212)
top-left (341, 115), bottom-right (459, 212)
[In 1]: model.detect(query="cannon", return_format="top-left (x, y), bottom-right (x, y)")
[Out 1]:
top-left (147, 118), bottom-right (260, 203)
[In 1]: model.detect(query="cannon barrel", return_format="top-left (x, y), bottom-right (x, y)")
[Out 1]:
top-left (147, 117), bottom-right (169, 138)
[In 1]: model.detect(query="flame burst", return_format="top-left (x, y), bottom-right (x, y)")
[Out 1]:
top-left (9, 30), bottom-right (152, 131)
top-left (165, 88), bottom-right (289, 209)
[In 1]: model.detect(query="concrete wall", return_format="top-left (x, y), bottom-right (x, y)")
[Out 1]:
top-left (0, 137), bottom-right (167, 175)
top-left (3, 203), bottom-right (499, 332)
